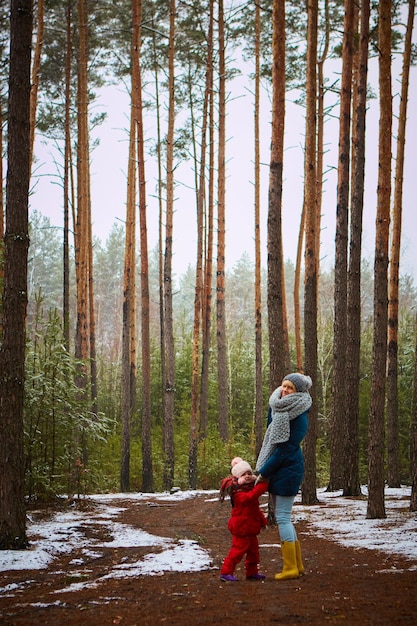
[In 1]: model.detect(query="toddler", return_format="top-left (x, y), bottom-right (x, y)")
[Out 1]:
top-left (219, 457), bottom-right (268, 582)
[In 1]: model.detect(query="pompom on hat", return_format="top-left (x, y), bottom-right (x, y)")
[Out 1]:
top-left (231, 457), bottom-right (252, 478)
top-left (282, 372), bottom-right (312, 393)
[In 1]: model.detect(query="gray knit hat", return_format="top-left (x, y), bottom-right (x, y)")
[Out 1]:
top-left (283, 373), bottom-right (312, 393)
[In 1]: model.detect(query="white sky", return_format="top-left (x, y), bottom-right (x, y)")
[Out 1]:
top-left (29, 51), bottom-right (417, 282)
top-left (0, 485), bottom-right (416, 599)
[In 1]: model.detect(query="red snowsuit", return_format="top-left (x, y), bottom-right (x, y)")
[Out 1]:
top-left (220, 479), bottom-right (268, 578)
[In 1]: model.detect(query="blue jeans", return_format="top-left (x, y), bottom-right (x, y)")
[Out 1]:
top-left (272, 494), bottom-right (297, 543)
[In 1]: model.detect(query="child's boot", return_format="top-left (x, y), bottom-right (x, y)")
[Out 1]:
top-left (246, 573), bottom-right (266, 580)
top-left (220, 573), bottom-right (238, 582)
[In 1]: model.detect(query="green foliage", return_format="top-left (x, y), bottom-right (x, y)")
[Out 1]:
top-left (316, 438), bottom-right (331, 487)
top-left (397, 311), bottom-right (417, 481)
top-left (24, 303), bottom-right (114, 499)
top-left (28, 211), bottom-right (64, 316)
top-left (36, 0), bottom-right (110, 138)
top-left (25, 211), bottom-right (417, 496)
top-left (88, 419), bottom-right (260, 495)
top-left (197, 425), bottom-right (258, 491)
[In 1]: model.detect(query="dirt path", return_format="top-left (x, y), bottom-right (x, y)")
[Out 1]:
top-left (1, 493), bottom-right (416, 625)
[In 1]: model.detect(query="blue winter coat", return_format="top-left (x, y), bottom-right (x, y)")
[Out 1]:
top-left (258, 407), bottom-right (309, 496)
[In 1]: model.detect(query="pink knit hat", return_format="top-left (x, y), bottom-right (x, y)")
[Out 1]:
top-left (231, 457), bottom-right (252, 478)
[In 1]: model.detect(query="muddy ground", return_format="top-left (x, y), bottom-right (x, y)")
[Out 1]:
top-left (0, 492), bottom-right (416, 625)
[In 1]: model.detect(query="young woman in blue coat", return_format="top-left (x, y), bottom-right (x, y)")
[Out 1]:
top-left (256, 372), bottom-right (312, 580)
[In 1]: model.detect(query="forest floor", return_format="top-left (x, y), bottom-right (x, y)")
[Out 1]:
top-left (1, 491), bottom-right (416, 625)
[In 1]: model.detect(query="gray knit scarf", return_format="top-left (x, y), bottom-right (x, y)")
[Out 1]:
top-left (256, 388), bottom-right (312, 471)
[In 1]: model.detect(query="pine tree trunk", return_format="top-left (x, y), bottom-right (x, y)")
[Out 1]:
top-left (410, 309), bottom-right (417, 512)
top-left (0, 0), bottom-right (32, 549)
top-left (0, 95), bottom-right (3, 238)
top-left (163, 0), bottom-right (176, 491)
top-left (63, 0), bottom-right (73, 350)
top-left (254, 0), bottom-right (263, 455)
top-left (301, 0), bottom-right (319, 506)
top-left (328, 0), bottom-right (355, 492)
top-left (73, 0), bottom-right (91, 485)
top-left (75, 0), bottom-right (90, 373)
top-left (199, 0), bottom-right (214, 443)
top-left (344, 0), bottom-right (370, 497)
top-left (189, 1), bottom-right (214, 486)
top-left (29, 0), bottom-right (44, 166)
top-left (120, 112), bottom-right (136, 493)
top-left (294, 198), bottom-right (305, 372)
top-left (135, 0), bottom-right (152, 493)
top-left (0, 94), bottom-right (4, 334)
top-left (267, 0), bottom-right (289, 393)
top-left (216, 0), bottom-right (229, 441)
top-left (367, 0), bottom-right (392, 520)
top-left (387, 0), bottom-right (414, 489)
top-left (150, 8), bottom-right (167, 488)
top-left (315, 0), bottom-right (329, 277)
top-left (88, 194), bottom-right (98, 419)
top-left (189, 140), bottom-right (204, 488)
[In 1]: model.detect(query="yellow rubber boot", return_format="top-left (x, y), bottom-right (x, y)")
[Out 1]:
top-left (295, 540), bottom-right (304, 576)
top-left (274, 541), bottom-right (299, 580)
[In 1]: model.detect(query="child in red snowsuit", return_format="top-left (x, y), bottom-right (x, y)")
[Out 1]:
top-left (219, 457), bottom-right (268, 582)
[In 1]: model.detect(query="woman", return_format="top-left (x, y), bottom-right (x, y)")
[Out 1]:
top-left (256, 372), bottom-right (312, 580)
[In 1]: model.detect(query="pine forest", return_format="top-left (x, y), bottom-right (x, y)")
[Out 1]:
top-left (1, 0), bottom-right (417, 549)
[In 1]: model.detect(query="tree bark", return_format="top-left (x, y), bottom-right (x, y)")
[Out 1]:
top-left (135, 0), bottom-right (153, 493)
top-left (74, 0), bottom-right (90, 373)
top-left (315, 0), bottom-right (329, 277)
top-left (63, 0), bottom-right (73, 350)
top-left (199, 0), bottom-right (214, 443)
top-left (150, 7), bottom-right (166, 491)
top-left (294, 197), bottom-right (305, 372)
top-left (0, 95), bottom-right (3, 240)
top-left (189, 0), bottom-right (214, 486)
top-left (328, 0), bottom-right (355, 492)
top-left (0, 0), bottom-right (32, 549)
top-left (73, 0), bottom-right (91, 488)
top-left (344, 0), bottom-right (370, 497)
top-left (162, 0), bottom-right (176, 491)
top-left (301, 0), bottom-right (319, 506)
top-left (88, 186), bottom-right (98, 421)
top-left (387, 0), bottom-right (415, 489)
top-left (254, 0), bottom-right (263, 455)
top-left (267, 0), bottom-right (289, 393)
top-left (120, 108), bottom-right (136, 493)
top-left (29, 0), bottom-right (44, 167)
top-left (367, 0), bottom-right (392, 520)
top-left (189, 117), bottom-right (205, 487)
top-left (410, 309), bottom-right (417, 512)
top-left (216, 0), bottom-right (229, 441)
top-left (0, 92), bottom-right (4, 334)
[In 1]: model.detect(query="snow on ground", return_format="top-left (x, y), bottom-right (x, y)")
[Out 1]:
top-left (294, 486), bottom-right (417, 566)
top-left (0, 486), bottom-right (416, 596)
